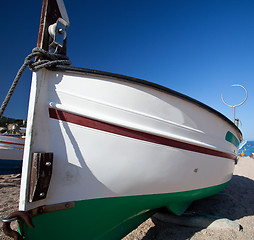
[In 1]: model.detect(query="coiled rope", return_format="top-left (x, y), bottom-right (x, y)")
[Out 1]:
top-left (0, 47), bottom-right (72, 118)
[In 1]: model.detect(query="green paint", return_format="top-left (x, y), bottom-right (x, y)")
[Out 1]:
top-left (20, 182), bottom-right (228, 240)
top-left (225, 131), bottom-right (240, 148)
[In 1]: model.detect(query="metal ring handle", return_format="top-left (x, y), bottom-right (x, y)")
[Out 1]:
top-left (2, 211), bottom-right (34, 240)
top-left (1, 217), bottom-right (18, 223)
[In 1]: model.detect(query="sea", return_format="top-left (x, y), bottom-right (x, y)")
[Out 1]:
top-left (239, 141), bottom-right (254, 157)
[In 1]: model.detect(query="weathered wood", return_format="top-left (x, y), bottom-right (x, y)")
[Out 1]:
top-left (37, 0), bottom-right (67, 55)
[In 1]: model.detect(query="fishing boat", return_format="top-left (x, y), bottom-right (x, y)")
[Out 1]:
top-left (2, 0), bottom-right (242, 239)
top-left (0, 135), bottom-right (24, 174)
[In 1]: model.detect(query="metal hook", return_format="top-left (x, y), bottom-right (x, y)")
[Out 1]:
top-left (2, 211), bottom-right (34, 240)
top-left (221, 84), bottom-right (247, 126)
top-left (221, 84), bottom-right (248, 107)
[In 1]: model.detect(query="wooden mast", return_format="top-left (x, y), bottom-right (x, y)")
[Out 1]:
top-left (37, 0), bottom-right (69, 55)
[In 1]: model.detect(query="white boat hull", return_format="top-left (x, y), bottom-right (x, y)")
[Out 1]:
top-left (18, 67), bottom-right (241, 239)
top-left (0, 135), bottom-right (24, 174)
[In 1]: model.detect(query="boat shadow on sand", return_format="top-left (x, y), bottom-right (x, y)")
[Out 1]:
top-left (141, 174), bottom-right (254, 240)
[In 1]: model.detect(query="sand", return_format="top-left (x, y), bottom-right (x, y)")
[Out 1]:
top-left (0, 174), bottom-right (20, 240)
top-left (1, 156), bottom-right (254, 240)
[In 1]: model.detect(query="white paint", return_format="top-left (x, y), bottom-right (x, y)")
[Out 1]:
top-left (0, 135), bottom-right (24, 161)
top-left (19, 69), bottom-right (240, 211)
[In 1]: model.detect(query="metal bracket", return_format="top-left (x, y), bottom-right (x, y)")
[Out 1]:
top-left (29, 152), bottom-right (53, 202)
top-left (28, 201), bottom-right (75, 218)
top-left (48, 18), bottom-right (69, 53)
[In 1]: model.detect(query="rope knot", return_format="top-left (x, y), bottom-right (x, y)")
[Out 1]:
top-left (0, 48), bottom-right (72, 118)
top-left (25, 47), bottom-right (72, 72)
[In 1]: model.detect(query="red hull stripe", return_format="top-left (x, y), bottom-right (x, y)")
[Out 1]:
top-left (49, 108), bottom-right (236, 160)
top-left (0, 140), bottom-right (24, 146)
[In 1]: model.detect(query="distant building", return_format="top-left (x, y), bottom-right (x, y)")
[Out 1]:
top-left (7, 123), bottom-right (18, 131)
top-left (0, 127), bottom-right (7, 132)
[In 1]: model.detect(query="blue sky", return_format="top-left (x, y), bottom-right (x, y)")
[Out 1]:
top-left (0, 0), bottom-right (253, 140)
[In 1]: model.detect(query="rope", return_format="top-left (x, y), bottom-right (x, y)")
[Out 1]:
top-left (0, 48), bottom-right (72, 118)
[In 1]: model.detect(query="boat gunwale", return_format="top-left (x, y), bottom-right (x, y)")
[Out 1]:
top-left (48, 65), bottom-right (242, 141)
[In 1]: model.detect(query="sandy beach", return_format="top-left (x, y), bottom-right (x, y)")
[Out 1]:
top-left (1, 156), bottom-right (254, 240)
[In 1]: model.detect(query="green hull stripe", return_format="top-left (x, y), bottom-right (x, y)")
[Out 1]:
top-left (225, 131), bottom-right (239, 148)
top-left (20, 182), bottom-right (229, 240)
